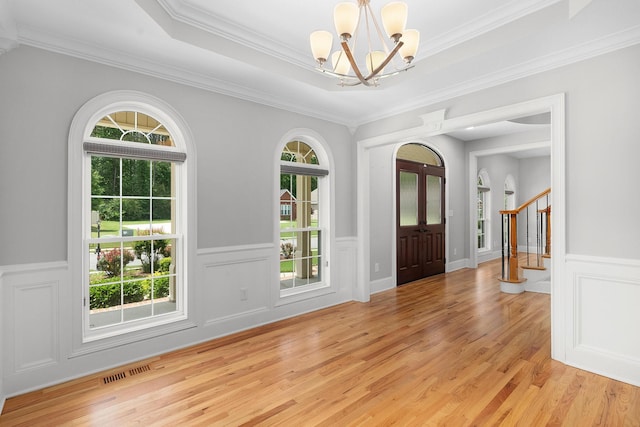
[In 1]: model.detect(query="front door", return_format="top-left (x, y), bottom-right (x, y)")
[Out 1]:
top-left (396, 159), bottom-right (445, 285)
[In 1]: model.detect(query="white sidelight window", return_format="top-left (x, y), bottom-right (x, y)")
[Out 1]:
top-left (477, 170), bottom-right (491, 251)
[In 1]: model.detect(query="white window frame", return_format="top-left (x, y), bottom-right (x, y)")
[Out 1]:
top-left (68, 91), bottom-right (196, 354)
top-left (477, 169), bottom-right (491, 252)
top-left (274, 130), bottom-right (335, 304)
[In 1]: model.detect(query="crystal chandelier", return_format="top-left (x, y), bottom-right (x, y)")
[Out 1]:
top-left (310, 0), bottom-right (419, 87)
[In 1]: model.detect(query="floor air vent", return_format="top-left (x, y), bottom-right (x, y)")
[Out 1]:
top-left (129, 365), bottom-right (151, 376)
top-left (103, 371), bottom-right (126, 384)
top-left (102, 364), bottom-right (151, 385)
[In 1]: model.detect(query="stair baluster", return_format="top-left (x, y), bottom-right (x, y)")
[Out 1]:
top-left (499, 187), bottom-right (551, 288)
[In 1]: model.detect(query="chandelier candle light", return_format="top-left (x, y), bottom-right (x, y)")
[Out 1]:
top-left (310, 0), bottom-right (419, 87)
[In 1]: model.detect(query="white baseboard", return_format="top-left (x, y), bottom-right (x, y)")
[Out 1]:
top-left (447, 258), bottom-right (470, 272)
top-left (525, 279), bottom-right (550, 294)
top-left (477, 251), bottom-right (501, 264)
top-left (370, 276), bottom-right (395, 294)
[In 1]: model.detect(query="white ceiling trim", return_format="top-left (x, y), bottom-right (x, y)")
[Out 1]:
top-left (354, 24), bottom-right (640, 126)
top-left (15, 24), bottom-right (353, 126)
top-left (13, 18), bottom-right (640, 130)
top-left (153, 0), bottom-right (310, 69)
top-left (156, 0), bottom-right (564, 71)
top-left (420, 0), bottom-right (563, 58)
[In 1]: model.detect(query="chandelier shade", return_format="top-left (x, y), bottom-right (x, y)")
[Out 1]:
top-left (332, 50), bottom-right (352, 75)
top-left (381, 2), bottom-right (408, 41)
top-left (309, 30), bottom-right (333, 64)
top-left (334, 3), bottom-right (359, 38)
top-left (398, 29), bottom-right (419, 62)
top-left (309, 0), bottom-right (419, 87)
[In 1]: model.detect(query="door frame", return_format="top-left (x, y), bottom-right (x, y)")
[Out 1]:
top-left (356, 93), bottom-right (566, 363)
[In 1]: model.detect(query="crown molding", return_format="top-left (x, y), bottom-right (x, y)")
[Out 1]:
top-left (154, 0), bottom-right (564, 75)
top-left (13, 17), bottom-right (640, 131)
top-left (16, 25), bottom-right (353, 127)
top-left (153, 0), bottom-right (309, 69)
top-left (419, 0), bottom-right (563, 59)
top-left (355, 24), bottom-right (640, 127)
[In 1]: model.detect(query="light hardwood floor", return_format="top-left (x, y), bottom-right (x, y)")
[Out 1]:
top-left (2, 260), bottom-right (639, 426)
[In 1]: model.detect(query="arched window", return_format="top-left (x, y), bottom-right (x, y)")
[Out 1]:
top-left (69, 91), bottom-right (192, 343)
top-left (504, 174), bottom-right (516, 210)
top-left (477, 169), bottom-right (491, 251)
top-left (397, 143), bottom-right (443, 166)
top-left (279, 140), bottom-right (329, 295)
top-left (503, 175), bottom-right (516, 247)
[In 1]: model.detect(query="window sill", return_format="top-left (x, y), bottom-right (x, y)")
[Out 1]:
top-left (72, 315), bottom-right (195, 358)
top-left (275, 282), bottom-right (334, 307)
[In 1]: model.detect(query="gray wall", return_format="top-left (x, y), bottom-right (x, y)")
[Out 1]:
top-left (477, 153), bottom-right (520, 252)
top-left (0, 45), bottom-right (359, 396)
top-left (357, 43), bottom-right (640, 260)
top-left (518, 156), bottom-right (551, 248)
top-left (0, 46), bottom-right (355, 266)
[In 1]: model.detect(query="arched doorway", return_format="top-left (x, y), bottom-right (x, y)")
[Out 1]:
top-left (396, 143), bottom-right (446, 285)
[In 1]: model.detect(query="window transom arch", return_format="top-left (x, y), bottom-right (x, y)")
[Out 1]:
top-left (396, 142), bottom-right (443, 166)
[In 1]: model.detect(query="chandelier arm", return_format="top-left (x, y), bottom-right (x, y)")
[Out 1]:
top-left (365, 41), bottom-right (404, 81)
top-left (366, 1), bottom-right (392, 56)
top-left (340, 41), bottom-right (373, 87)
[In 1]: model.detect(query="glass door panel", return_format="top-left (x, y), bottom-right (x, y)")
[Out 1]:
top-left (426, 175), bottom-right (442, 225)
top-left (399, 171), bottom-right (418, 226)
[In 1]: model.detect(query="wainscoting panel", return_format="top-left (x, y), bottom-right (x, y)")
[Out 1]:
top-left (201, 258), bottom-right (271, 324)
top-left (565, 255), bottom-right (640, 387)
top-left (1, 263), bottom-right (66, 378)
top-left (198, 244), bottom-right (273, 326)
top-left (12, 281), bottom-right (59, 372)
top-left (1, 241), bottom-right (358, 398)
top-left (336, 237), bottom-right (357, 298)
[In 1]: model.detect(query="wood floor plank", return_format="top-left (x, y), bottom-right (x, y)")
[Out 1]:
top-left (2, 259), bottom-right (639, 426)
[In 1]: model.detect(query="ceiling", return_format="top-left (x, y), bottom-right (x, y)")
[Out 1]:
top-left (0, 0), bottom-right (639, 130)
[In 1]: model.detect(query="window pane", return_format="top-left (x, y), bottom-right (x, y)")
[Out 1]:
top-left (91, 156), bottom-right (120, 197)
top-left (122, 198), bottom-right (150, 224)
top-left (131, 238), bottom-right (170, 275)
top-left (282, 141), bottom-right (318, 165)
top-left (399, 171), bottom-right (418, 226)
top-left (397, 144), bottom-right (442, 166)
top-left (426, 175), bottom-right (442, 225)
top-left (152, 199), bottom-right (172, 234)
top-left (91, 198), bottom-right (121, 239)
top-left (89, 282), bottom-right (123, 328)
top-left (122, 159), bottom-right (151, 197)
top-left (152, 161), bottom-right (172, 197)
top-left (92, 112), bottom-right (173, 146)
